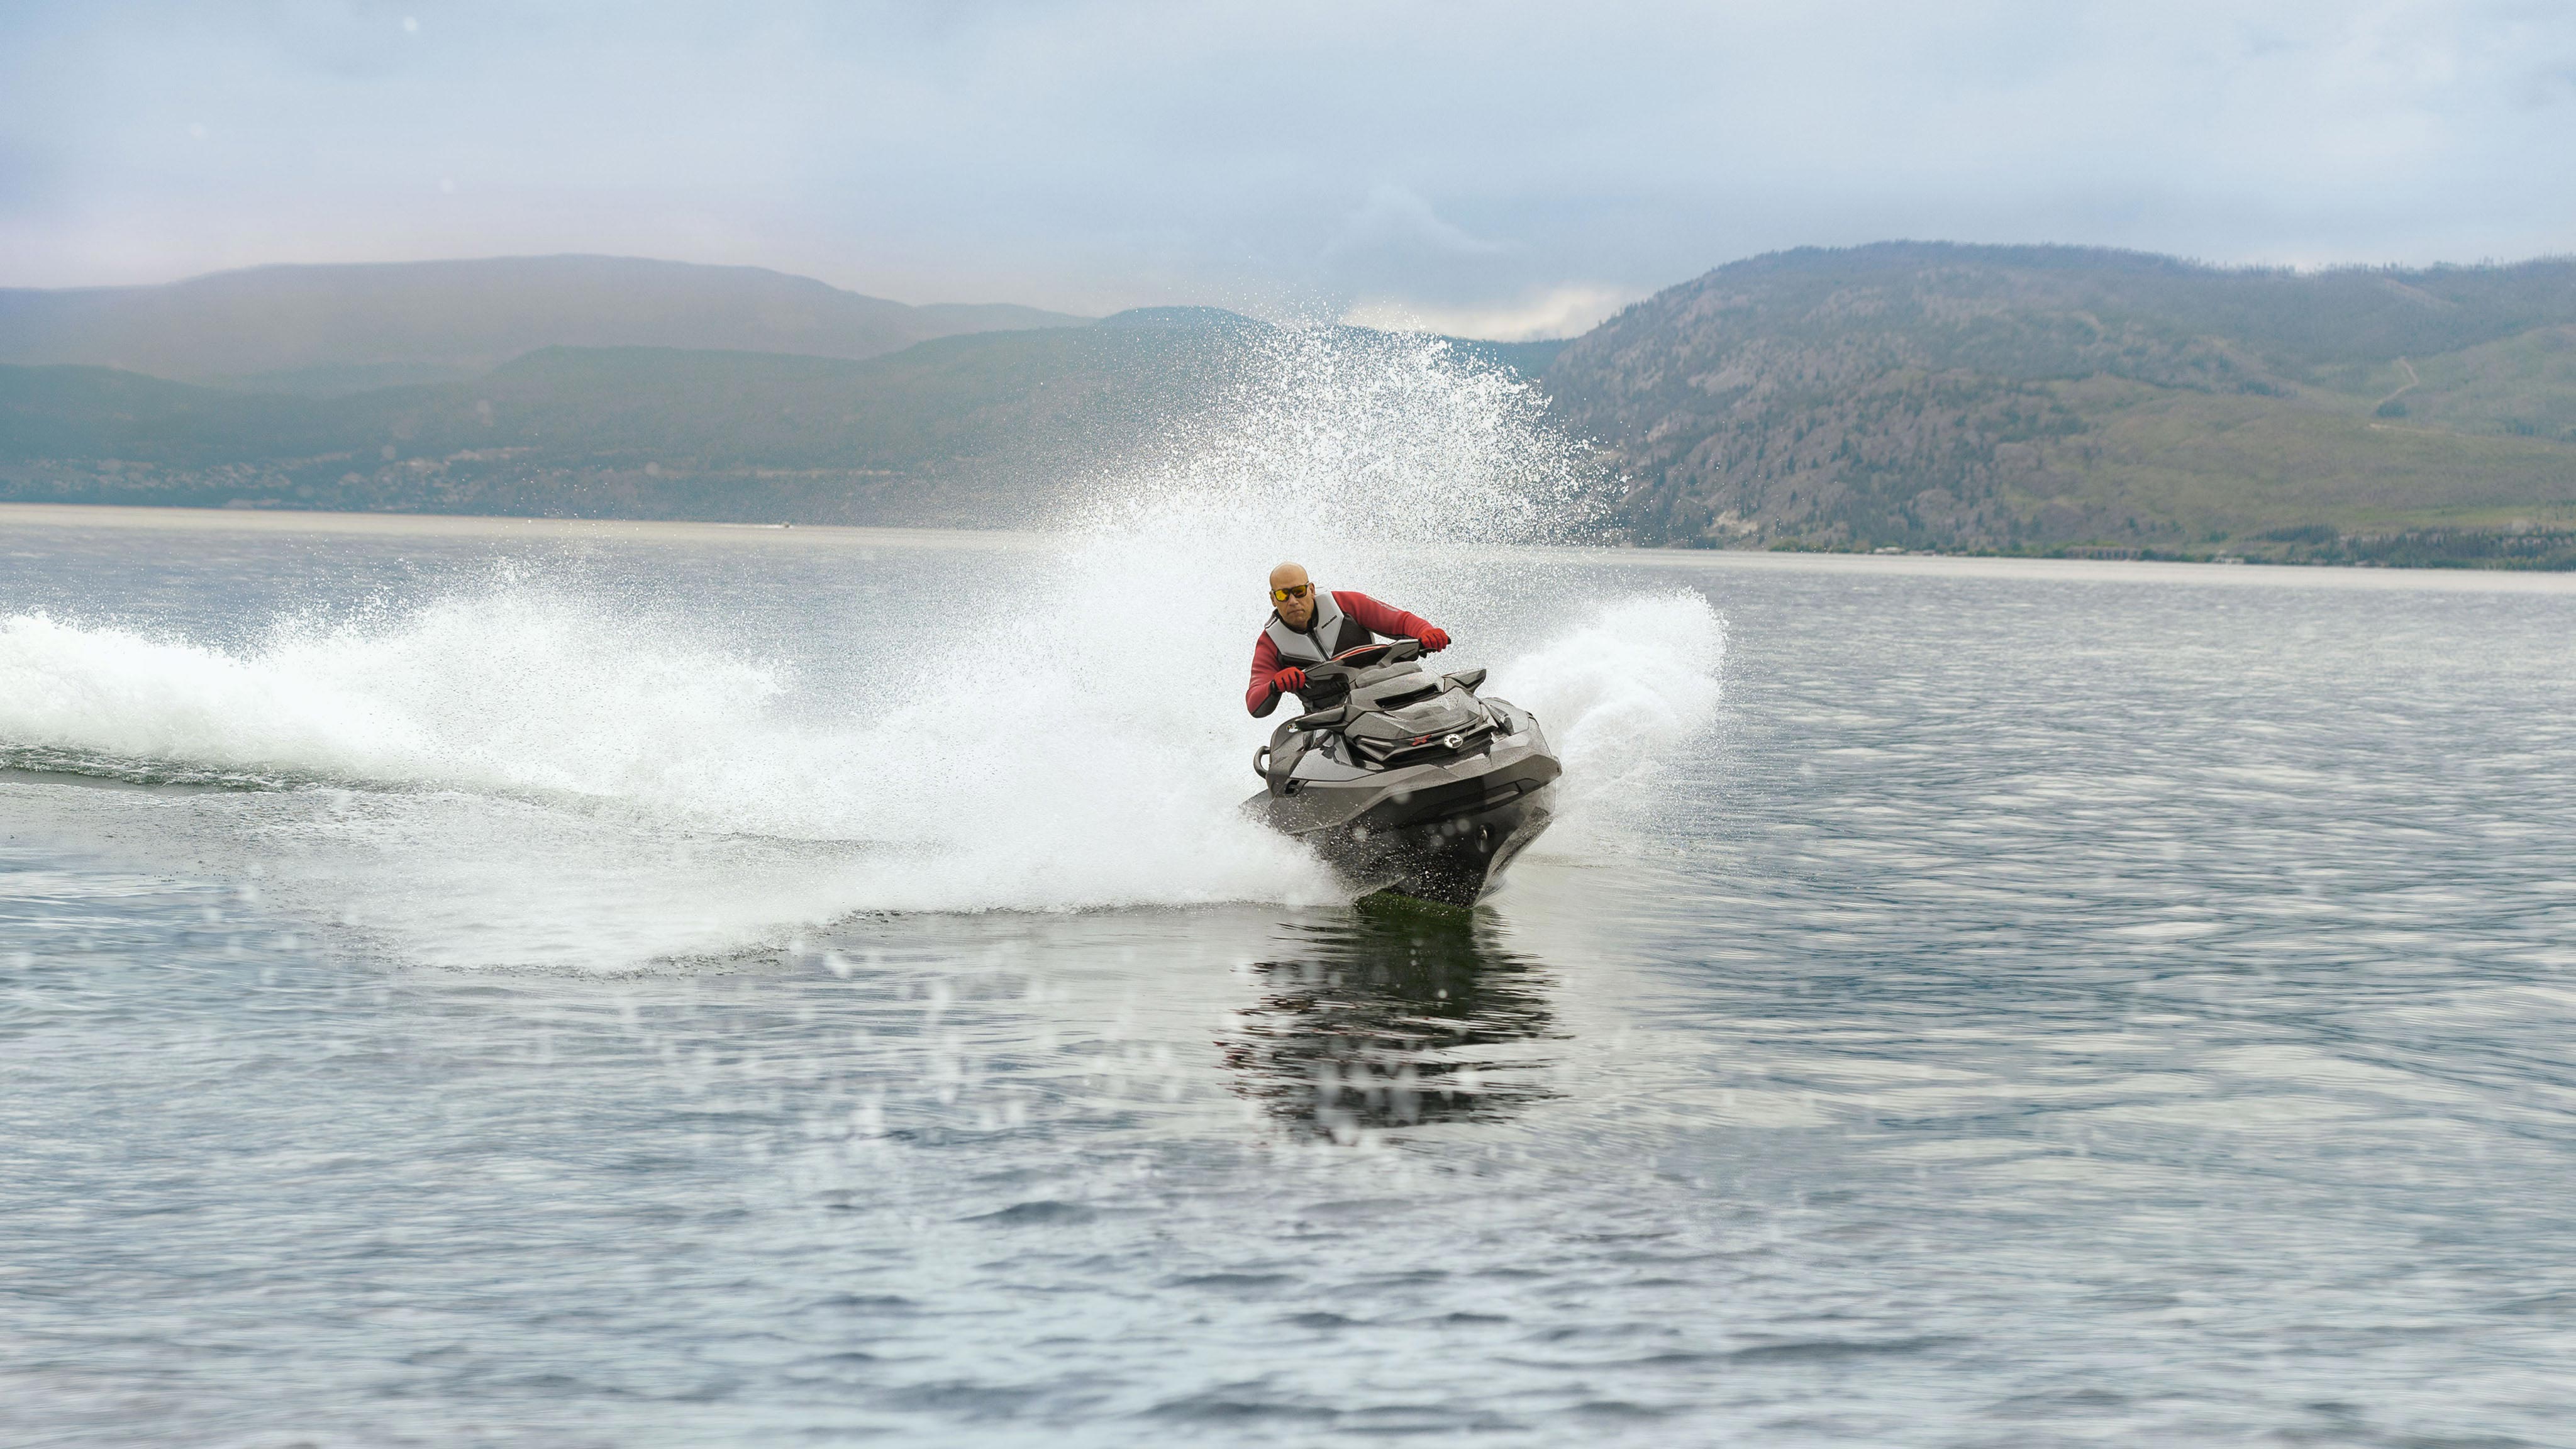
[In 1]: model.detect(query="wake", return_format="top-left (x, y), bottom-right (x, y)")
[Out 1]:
top-left (0, 584), bottom-right (1721, 887)
top-left (0, 328), bottom-right (1725, 967)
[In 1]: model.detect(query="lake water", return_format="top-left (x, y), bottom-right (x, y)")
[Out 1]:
top-left (4, 506), bottom-right (2574, 1447)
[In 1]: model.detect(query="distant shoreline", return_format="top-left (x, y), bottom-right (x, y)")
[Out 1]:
top-left (12, 246), bottom-right (2576, 569)
top-left (9, 501), bottom-right (2573, 594)
top-left (0, 501), bottom-right (1050, 552)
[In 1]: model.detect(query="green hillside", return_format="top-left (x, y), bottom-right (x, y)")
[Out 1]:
top-left (0, 315), bottom-right (1349, 526)
top-left (0, 255), bottom-right (1090, 393)
top-left (1543, 243), bottom-right (2576, 565)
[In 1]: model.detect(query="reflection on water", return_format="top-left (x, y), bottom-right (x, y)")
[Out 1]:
top-left (1223, 907), bottom-right (1559, 1138)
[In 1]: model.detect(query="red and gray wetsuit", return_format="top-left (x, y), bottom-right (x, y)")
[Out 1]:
top-left (1246, 590), bottom-right (1436, 717)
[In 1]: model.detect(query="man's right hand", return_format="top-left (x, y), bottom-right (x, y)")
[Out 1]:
top-left (1272, 666), bottom-right (1309, 694)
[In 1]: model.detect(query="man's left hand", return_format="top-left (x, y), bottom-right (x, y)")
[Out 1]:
top-left (1418, 627), bottom-right (1450, 653)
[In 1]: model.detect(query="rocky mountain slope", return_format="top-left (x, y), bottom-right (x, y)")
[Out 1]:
top-left (1541, 243), bottom-right (2576, 564)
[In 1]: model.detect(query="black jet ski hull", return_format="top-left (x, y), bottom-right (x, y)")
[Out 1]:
top-left (1243, 640), bottom-right (1562, 909)
top-left (1248, 725), bottom-right (1561, 908)
top-left (1317, 779), bottom-right (1558, 909)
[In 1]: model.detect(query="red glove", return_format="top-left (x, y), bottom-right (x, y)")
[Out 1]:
top-left (1272, 666), bottom-right (1309, 694)
top-left (1417, 628), bottom-right (1451, 653)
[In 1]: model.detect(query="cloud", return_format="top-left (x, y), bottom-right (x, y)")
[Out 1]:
top-left (1325, 184), bottom-right (1512, 263)
top-left (1343, 285), bottom-right (1636, 343)
top-left (4, 1), bottom-right (2575, 318)
top-left (1316, 184), bottom-right (1523, 308)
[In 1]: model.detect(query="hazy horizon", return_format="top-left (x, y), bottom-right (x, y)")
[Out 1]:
top-left (8, 3), bottom-right (2576, 340)
top-left (19, 235), bottom-right (2576, 348)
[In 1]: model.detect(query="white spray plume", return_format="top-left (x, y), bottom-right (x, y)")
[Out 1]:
top-left (0, 327), bottom-right (1723, 968)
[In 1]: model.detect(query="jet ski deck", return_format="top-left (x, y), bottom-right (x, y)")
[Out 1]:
top-left (1245, 639), bottom-right (1560, 908)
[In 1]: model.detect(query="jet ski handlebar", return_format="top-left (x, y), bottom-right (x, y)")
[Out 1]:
top-left (1329, 638), bottom-right (1424, 668)
top-left (1286, 638), bottom-right (1427, 729)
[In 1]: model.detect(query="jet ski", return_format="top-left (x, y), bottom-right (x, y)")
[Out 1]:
top-left (1245, 638), bottom-right (1560, 908)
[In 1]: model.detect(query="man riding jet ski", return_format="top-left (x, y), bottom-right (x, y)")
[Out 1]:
top-left (1243, 562), bottom-right (1560, 908)
top-left (1245, 562), bottom-right (1452, 718)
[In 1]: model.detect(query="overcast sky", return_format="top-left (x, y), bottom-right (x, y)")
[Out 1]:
top-left (6, 0), bottom-right (2575, 336)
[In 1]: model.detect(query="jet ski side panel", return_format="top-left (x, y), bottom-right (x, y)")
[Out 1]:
top-left (1245, 696), bottom-right (1562, 907)
top-left (1250, 732), bottom-right (1558, 836)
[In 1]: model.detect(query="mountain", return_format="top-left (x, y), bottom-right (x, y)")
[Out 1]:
top-left (1541, 242), bottom-right (2576, 564)
top-left (11, 242), bottom-right (2576, 567)
top-left (0, 316), bottom-right (1321, 526)
top-left (0, 301), bottom-right (1572, 528)
top-left (0, 255), bottom-right (1091, 394)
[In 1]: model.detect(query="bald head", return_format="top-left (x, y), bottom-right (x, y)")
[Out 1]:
top-left (1268, 561), bottom-right (1316, 628)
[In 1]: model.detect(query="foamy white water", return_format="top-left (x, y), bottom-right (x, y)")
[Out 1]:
top-left (0, 328), bottom-right (1722, 968)
top-left (6, 486), bottom-right (2573, 1448)
top-left (0, 579), bottom-right (1721, 967)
